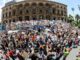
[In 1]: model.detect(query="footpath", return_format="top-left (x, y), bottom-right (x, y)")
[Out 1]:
top-left (60, 46), bottom-right (80, 60)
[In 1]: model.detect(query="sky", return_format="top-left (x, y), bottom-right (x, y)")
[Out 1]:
top-left (0, 0), bottom-right (80, 21)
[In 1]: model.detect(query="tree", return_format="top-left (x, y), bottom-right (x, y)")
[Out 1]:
top-left (75, 14), bottom-right (80, 20)
top-left (75, 14), bottom-right (80, 26)
top-left (67, 14), bottom-right (74, 23)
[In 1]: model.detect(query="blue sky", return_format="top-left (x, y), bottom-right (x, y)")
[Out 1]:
top-left (0, 0), bottom-right (80, 20)
top-left (52, 0), bottom-right (80, 15)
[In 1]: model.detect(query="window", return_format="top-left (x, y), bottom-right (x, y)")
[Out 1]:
top-left (39, 9), bottom-right (43, 14)
top-left (39, 3), bottom-right (44, 6)
top-left (13, 10), bottom-right (16, 16)
top-left (5, 13), bottom-right (7, 18)
top-left (46, 15), bottom-right (50, 20)
top-left (57, 10), bottom-right (60, 15)
top-left (25, 3), bottom-right (29, 6)
top-left (25, 16), bottom-right (29, 20)
top-left (9, 20), bottom-right (11, 23)
top-left (18, 17), bottom-right (22, 21)
top-left (61, 6), bottom-right (62, 8)
top-left (13, 19), bottom-right (15, 22)
top-left (9, 12), bottom-right (11, 17)
top-left (53, 8), bottom-right (55, 14)
top-left (2, 14), bottom-right (4, 18)
top-left (46, 3), bottom-right (50, 7)
top-left (39, 15), bottom-right (44, 19)
top-left (61, 10), bottom-right (63, 15)
top-left (3, 14), bottom-right (5, 18)
top-left (32, 7), bottom-right (36, 14)
top-left (32, 3), bottom-right (37, 6)
top-left (26, 10), bottom-right (29, 14)
top-left (19, 10), bottom-right (22, 15)
top-left (46, 8), bottom-right (52, 14)
top-left (18, 4), bottom-right (23, 8)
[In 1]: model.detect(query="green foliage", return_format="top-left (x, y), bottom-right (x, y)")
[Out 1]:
top-left (75, 14), bottom-right (80, 20)
top-left (67, 14), bottom-right (80, 28)
top-left (77, 21), bottom-right (80, 28)
top-left (67, 15), bottom-right (74, 23)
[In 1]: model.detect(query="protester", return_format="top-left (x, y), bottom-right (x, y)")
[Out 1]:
top-left (0, 20), bottom-right (79, 60)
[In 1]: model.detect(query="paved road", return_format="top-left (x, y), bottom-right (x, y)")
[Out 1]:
top-left (60, 46), bottom-right (80, 60)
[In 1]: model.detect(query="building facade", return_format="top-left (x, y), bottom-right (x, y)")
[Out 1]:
top-left (2, 0), bottom-right (67, 24)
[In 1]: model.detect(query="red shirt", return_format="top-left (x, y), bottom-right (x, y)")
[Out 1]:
top-left (7, 50), bottom-right (13, 56)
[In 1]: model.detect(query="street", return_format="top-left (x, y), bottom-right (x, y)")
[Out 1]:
top-left (60, 46), bottom-right (80, 60)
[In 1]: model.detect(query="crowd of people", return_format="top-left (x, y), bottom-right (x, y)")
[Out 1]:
top-left (0, 20), bottom-right (79, 60)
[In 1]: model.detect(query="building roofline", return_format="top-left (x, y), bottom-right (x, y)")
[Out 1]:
top-left (2, 0), bottom-right (67, 9)
top-left (48, 1), bottom-right (67, 6)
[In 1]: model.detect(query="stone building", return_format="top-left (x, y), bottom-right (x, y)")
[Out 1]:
top-left (2, 0), bottom-right (67, 24)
